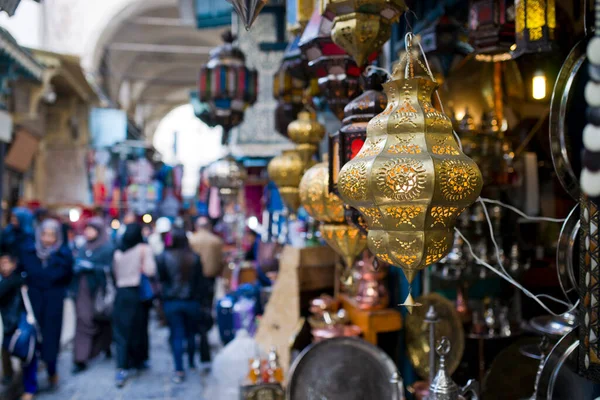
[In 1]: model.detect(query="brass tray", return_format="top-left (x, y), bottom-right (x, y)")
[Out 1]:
top-left (556, 204), bottom-right (580, 304)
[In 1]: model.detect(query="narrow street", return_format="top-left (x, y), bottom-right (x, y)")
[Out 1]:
top-left (32, 319), bottom-right (216, 400)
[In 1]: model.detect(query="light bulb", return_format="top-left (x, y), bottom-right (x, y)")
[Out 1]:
top-left (69, 208), bottom-right (81, 223)
top-left (111, 219), bottom-right (121, 230)
top-left (142, 214), bottom-right (153, 224)
top-left (532, 72), bottom-right (547, 100)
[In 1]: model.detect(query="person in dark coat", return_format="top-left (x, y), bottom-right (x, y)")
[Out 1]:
top-left (2, 207), bottom-right (34, 254)
top-left (0, 252), bottom-right (38, 400)
top-left (72, 217), bottom-right (115, 374)
top-left (17, 218), bottom-right (73, 388)
top-left (157, 228), bottom-right (212, 383)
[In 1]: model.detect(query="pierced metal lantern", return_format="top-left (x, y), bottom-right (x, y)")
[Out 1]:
top-left (287, 110), bottom-right (326, 167)
top-left (468, 0), bottom-right (516, 60)
top-left (324, 0), bottom-right (406, 66)
top-left (199, 31), bottom-right (258, 144)
top-left (513, 0), bottom-right (556, 57)
top-left (228, 0), bottom-right (268, 30)
top-left (268, 150), bottom-right (306, 214)
top-left (337, 45), bottom-right (483, 311)
top-left (329, 69), bottom-right (387, 195)
top-left (207, 155), bottom-right (248, 205)
top-left (300, 162), bottom-right (345, 224)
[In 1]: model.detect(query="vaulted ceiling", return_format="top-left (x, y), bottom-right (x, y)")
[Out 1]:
top-left (90, 0), bottom-right (227, 139)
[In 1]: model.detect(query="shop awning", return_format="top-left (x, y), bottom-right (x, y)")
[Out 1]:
top-left (0, 27), bottom-right (44, 81)
top-left (0, 0), bottom-right (40, 17)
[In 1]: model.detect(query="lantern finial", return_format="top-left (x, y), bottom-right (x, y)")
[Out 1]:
top-left (227, 0), bottom-right (268, 30)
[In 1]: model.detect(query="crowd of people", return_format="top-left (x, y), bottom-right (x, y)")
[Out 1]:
top-left (0, 208), bottom-right (224, 399)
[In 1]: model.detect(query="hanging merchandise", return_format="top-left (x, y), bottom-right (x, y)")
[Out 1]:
top-left (468, 0), bottom-right (516, 61)
top-left (267, 150), bottom-right (306, 215)
top-left (513, 0), bottom-right (556, 57)
top-left (324, 0), bottom-right (407, 66)
top-left (227, 0), bottom-right (268, 30)
top-left (273, 36), bottom-right (312, 138)
top-left (299, 162), bottom-right (345, 224)
top-left (207, 155), bottom-right (248, 205)
top-left (338, 37), bottom-right (483, 311)
top-left (298, 9), bottom-right (364, 120)
top-left (329, 69), bottom-right (387, 195)
top-left (300, 162), bottom-right (367, 294)
top-left (199, 31), bottom-right (259, 144)
top-left (287, 110), bottom-right (326, 167)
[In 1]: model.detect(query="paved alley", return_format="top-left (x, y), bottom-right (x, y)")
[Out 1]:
top-left (31, 320), bottom-right (217, 400)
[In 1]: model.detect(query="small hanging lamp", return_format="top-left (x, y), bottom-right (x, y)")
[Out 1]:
top-left (512, 0), bottom-right (556, 57)
top-left (206, 155), bottom-right (248, 205)
top-left (199, 31), bottom-right (259, 144)
top-left (287, 109), bottom-right (326, 167)
top-left (267, 150), bottom-right (306, 215)
top-left (468, 0), bottom-right (516, 61)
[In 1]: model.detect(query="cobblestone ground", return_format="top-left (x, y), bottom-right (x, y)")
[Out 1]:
top-left (34, 319), bottom-right (217, 400)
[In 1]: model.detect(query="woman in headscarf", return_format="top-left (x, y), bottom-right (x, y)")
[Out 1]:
top-left (112, 223), bottom-right (156, 388)
top-left (17, 218), bottom-right (74, 388)
top-left (2, 207), bottom-right (35, 254)
top-left (72, 217), bottom-right (115, 374)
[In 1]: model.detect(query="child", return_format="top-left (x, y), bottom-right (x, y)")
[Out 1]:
top-left (0, 252), bottom-right (37, 400)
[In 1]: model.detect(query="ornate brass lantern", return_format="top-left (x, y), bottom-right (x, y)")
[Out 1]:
top-left (300, 162), bottom-right (367, 293)
top-left (513, 0), bottom-right (556, 57)
top-left (228, 0), bottom-right (267, 30)
top-left (300, 162), bottom-right (345, 224)
top-left (287, 110), bottom-right (326, 167)
top-left (199, 31), bottom-right (259, 144)
top-left (338, 44), bottom-right (483, 310)
top-left (207, 155), bottom-right (248, 205)
top-left (468, 0), bottom-right (516, 60)
top-left (268, 150), bottom-right (305, 214)
top-left (325, 0), bottom-right (406, 66)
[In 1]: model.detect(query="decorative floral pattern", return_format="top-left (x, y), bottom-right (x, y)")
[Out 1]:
top-left (377, 159), bottom-right (427, 201)
top-left (339, 162), bottom-right (369, 201)
top-left (439, 159), bottom-right (480, 201)
top-left (430, 206), bottom-right (459, 227)
top-left (385, 206), bottom-right (424, 228)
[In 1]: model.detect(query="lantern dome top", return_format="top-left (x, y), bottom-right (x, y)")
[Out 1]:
top-left (207, 31), bottom-right (246, 67)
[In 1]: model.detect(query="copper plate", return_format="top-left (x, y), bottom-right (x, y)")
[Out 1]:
top-left (405, 293), bottom-right (464, 379)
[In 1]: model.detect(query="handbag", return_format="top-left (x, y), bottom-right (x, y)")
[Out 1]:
top-left (139, 246), bottom-right (155, 302)
top-left (94, 268), bottom-right (116, 321)
top-left (6, 287), bottom-right (40, 365)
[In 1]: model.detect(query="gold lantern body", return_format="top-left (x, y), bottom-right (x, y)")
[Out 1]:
top-left (268, 150), bottom-right (306, 213)
top-left (324, 0), bottom-right (406, 66)
top-left (287, 110), bottom-right (326, 166)
top-left (338, 58), bottom-right (483, 309)
top-left (299, 162), bottom-right (345, 224)
top-left (330, 12), bottom-right (392, 67)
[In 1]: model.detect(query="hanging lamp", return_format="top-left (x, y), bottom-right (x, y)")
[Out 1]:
top-left (337, 37), bottom-right (483, 312)
top-left (199, 31), bottom-right (259, 144)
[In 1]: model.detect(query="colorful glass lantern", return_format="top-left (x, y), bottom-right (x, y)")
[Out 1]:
top-left (513, 0), bottom-right (556, 57)
top-left (228, 0), bottom-right (268, 30)
top-left (268, 150), bottom-right (306, 214)
top-left (329, 69), bottom-right (387, 195)
top-left (207, 155), bottom-right (248, 205)
top-left (468, 0), bottom-right (516, 59)
top-left (199, 31), bottom-right (259, 144)
top-left (338, 44), bottom-right (483, 311)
